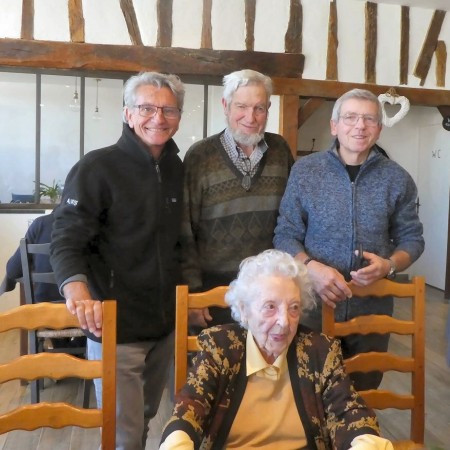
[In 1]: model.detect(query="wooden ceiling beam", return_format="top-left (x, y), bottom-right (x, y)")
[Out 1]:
top-left (365, 2), bottom-right (377, 84)
top-left (21, 0), bottom-right (34, 41)
top-left (400, 6), bottom-right (409, 85)
top-left (272, 77), bottom-right (450, 108)
top-left (245, 0), bottom-right (256, 51)
top-left (120, 0), bottom-right (143, 46)
top-left (279, 94), bottom-right (300, 159)
top-left (0, 38), bottom-right (304, 78)
top-left (156, 0), bottom-right (173, 47)
top-left (435, 41), bottom-right (446, 87)
top-left (413, 10), bottom-right (446, 86)
top-left (201, 0), bottom-right (212, 49)
top-left (298, 98), bottom-right (325, 128)
top-left (285, 0), bottom-right (302, 53)
top-left (69, 0), bottom-right (85, 43)
top-left (326, 1), bottom-right (338, 81)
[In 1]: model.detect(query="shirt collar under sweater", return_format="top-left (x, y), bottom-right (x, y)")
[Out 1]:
top-left (221, 127), bottom-right (268, 177)
top-left (246, 330), bottom-right (288, 380)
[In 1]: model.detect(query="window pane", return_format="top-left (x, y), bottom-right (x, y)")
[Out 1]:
top-left (176, 83), bottom-right (205, 160)
top-left (84, 77), bottom-right (123, 153)
top-left (0, 72), bottom-right (36, 203)
top-left (207, 85), bottom-right (226, 136)
top-left (40, 74), bottom-right (81, 194)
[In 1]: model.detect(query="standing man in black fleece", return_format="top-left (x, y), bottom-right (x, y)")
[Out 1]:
top-left (50, 72), bottom-right (185, 450)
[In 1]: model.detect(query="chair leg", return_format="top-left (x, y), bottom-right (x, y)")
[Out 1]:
top-left (30, 380), bottom-right (40, 403)
top-left (28, 330), bottom-right (41, 403)
top-left (83, 379), bottom-right (92, 408)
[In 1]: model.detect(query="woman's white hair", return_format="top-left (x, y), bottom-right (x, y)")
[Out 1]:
top-left (225, 249), bottom-right (316, 328)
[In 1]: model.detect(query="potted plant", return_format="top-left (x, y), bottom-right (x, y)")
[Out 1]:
top-left (38, 180), bottom-right (61, 203)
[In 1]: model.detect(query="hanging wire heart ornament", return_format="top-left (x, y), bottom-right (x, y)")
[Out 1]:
top-left (378, 92), bottom-right (410, 127)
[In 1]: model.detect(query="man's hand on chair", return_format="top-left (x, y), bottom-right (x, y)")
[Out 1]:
top-left (188, 308), bottom-right (213, 328)
top-left (63, 281), bottom-right (103, 337)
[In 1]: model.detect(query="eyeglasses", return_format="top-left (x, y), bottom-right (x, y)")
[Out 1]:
top-left (240, 157), bottom-right (252, 191)
top-left (133, 104), bottom-right (181, 119)
top-left (232, 103), bottom-right (268, 117)
top-left (339, 113), bottom-right (379, 127)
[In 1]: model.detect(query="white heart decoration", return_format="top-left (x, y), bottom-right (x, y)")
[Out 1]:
top-left (378, 93), bottom-right (410, 127)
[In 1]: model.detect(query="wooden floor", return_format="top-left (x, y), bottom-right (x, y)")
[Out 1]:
top-left (0, 285), bottom-right (448, 449)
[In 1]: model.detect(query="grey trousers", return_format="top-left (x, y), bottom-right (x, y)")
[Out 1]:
top-left (88, 331), bottom-right (174, 450)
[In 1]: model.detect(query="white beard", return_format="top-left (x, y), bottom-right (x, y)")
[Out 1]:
top-left (230, 128), bottom-right (265, 147)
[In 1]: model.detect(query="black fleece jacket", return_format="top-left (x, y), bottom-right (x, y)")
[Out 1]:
top-left (50, 125), bottom-right (183, 343)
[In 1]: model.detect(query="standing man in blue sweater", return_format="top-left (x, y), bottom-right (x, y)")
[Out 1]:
top-left (274, 88), bottom-right (424, 390)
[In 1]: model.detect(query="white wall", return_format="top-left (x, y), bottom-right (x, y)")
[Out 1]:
top-left (1, 1), bottom-right (449, 89)
top-left (0, 0), bottom-right (449, 288)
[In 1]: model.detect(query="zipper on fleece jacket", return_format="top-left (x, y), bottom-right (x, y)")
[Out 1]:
top-left (153, 159), bottom-right (168, 330)
top-left (154, 160), bottom-right (162, 183)
top-left (348, 155), bottom-right (377, 273)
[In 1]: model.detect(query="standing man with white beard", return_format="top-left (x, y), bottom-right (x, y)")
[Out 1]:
top-left (181, 69), bottom-right (294, 328)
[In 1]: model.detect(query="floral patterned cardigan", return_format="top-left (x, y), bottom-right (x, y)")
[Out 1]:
top-left (161, 324), bottom-right (381, 450)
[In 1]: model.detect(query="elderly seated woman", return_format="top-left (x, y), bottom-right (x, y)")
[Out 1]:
top-left (160, 249), bottom-right (393, 450)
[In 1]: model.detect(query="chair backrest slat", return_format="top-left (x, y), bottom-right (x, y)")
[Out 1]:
top-left (0, 353), bottom-right (102, 383)
top-left (0, 300), bottom-right (117, 448)
top-left (18, 237), bottom-right (89, 405)
top-left (322, 276), bottom-right (425, 446)
top-left (0, 303), bottom-right (80, 331)
top-left (0, 403), bottom-right (102, 431)
top-left (174, 285), bottom-right (228, 393)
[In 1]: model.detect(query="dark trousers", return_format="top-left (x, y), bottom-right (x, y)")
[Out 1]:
top-left (300, 307), bottom-right (390, 391)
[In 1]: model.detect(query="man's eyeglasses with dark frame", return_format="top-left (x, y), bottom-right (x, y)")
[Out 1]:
top-left (133, 104), bottom-right (181, 119)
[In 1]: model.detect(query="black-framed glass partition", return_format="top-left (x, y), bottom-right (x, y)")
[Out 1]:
top-left (0, 70), bottom-right (280, 207)
top-left (0, 72), bottom-right (37, 204)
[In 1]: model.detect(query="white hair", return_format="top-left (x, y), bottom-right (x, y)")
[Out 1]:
top-left (122, 72), bottom-right (185, 123)
top-left (225, 249), bottom-right (316, 328)
top-left (222, 69), bottom-right (272, 105)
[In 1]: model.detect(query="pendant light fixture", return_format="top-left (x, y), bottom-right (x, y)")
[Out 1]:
top-left (69, 77), bottom-right (81, 112)
top-left (92, 78), bottom-right (102, 120)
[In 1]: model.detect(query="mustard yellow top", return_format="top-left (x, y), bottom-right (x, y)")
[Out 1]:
top-left (226, 331), bottom-right (307, 448)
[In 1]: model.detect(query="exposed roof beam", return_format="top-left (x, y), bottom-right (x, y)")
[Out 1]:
top-left (0, 38), bottom-right (304, 78)
top-left (272, 77), bottom-right (450, 107)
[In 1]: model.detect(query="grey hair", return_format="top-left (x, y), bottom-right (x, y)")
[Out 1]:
top-left (225, 249), bottom-right (316, 328)
top-left (331, 88), bottom-right (382, 125)
top-left (222, 69), bottom-right (272, 106)
top-left (122, 72), bottom-right (185, 123)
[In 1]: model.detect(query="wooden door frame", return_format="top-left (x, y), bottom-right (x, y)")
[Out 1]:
top-left (446, 192), bottom-right (450, 299)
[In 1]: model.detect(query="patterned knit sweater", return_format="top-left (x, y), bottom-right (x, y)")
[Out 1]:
top-left (181, 130), bottom-right (294, 290)
top-left (160, 324), bottom-right (381, 450)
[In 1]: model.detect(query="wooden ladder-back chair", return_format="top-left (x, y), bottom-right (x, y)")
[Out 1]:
top-left (322, 276), bottom-right (425, 449)
top-left (174, 285), bottom-right (229, 393)
top-left (0, 301), bottom-right (117, 449)
top-left (19, 238), bottom-right (91, 406)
